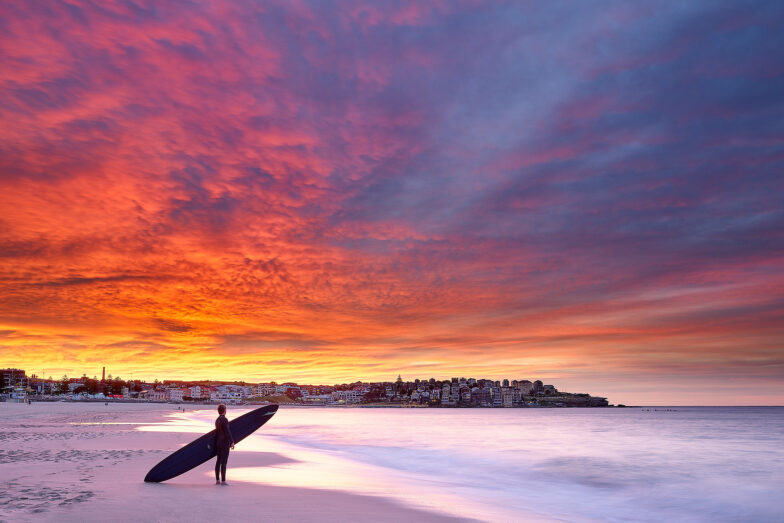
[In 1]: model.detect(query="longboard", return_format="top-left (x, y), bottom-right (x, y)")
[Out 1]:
top-left (144, 404), bottom-right (279, 483)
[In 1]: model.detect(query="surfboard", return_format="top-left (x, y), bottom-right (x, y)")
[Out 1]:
top-left (144, 404), bottom-right (279, 483)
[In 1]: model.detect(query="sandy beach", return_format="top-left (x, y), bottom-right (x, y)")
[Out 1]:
top-left (0, 402), bottom-right (470, 523)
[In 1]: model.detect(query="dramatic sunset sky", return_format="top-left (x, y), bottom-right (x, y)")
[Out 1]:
top-left (1, 1), bottom-right (782, 404)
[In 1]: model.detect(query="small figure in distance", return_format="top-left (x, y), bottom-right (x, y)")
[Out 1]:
top-left (214, 403), bottom-right (235, 485)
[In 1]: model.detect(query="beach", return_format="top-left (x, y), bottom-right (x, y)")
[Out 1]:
top-left (0, 402), bottom-right (471, 523)
top-left (3, 402), bottom-right (783, 522)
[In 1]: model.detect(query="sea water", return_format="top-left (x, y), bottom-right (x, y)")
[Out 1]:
top-left (162, 407), bottom-right (784, 522)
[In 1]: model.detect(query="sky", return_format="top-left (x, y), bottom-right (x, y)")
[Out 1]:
top-left (1, 1), bottom-right (782, 405)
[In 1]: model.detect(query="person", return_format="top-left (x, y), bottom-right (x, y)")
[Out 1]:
top-left (214, 403), bottom-right (235, 485)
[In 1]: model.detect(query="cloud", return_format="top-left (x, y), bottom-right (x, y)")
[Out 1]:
top-left (0, 0), bottom-right (782, 404)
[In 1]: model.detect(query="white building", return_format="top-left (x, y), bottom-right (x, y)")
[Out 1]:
top-left (254, 383), bottom-right (275, 396)
top-left (502, 388), bottom-right (515, 407)
top-left (189, 385), bottom-right (205, 399)
top-left (168, 388), bottom-right (185, 402)
top-left (332, 390), bottom-right (362, 404)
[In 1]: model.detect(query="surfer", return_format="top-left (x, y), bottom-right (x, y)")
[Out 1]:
top-left (214, 404), bottom-right (235, 485)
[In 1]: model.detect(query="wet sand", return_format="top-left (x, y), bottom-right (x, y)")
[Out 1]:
top-left (0, 402), bottom-right (471, 522)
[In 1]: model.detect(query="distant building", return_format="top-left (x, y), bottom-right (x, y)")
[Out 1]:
top-left (1, 368), bottom-right (28, 390)
top-left (430, 388), bottom-right (441, 403)
top-left (254, 383), bottom-right (275, 396)
top-left (140, 389), bottom-right (167, 401)
top-left (502, 388), bottom-right (515, 407)
top-left (189, 385), bottom-right (204, 399)
top-left (518, 380), bottom-right (534, 395)
top-left (30, 378), bottom-right (55, 395)
top-left (168, 388), bottom-right (185, 402)
top-left (332, 390), bottom-right (362, 404)
top-left (469, 386), bottom-right (484, 407)
top-left (212, 385), bottom-right (242, 403)
top-left (441, 383), bottom-right (451, 404)
top-left (491, 386), bottom-right (503, 407)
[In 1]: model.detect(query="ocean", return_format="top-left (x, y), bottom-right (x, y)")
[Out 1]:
top-left (162, 406), bottom-right (784, 522)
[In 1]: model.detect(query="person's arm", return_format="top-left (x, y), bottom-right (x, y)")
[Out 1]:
top-left (226, 418), bottom-right (235, 447)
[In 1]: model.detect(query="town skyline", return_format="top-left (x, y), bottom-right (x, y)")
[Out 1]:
top-left (3, 365), bottom-right (582, 391)
top-left (3, 367), bottom-right (609, 408)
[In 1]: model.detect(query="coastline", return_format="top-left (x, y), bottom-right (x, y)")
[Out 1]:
top-left (0, 402), bottom-right (475, 523)
top-left (13, 397), bottom-right (614, 408)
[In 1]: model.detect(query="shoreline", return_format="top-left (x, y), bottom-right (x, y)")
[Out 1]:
top-left (9, 399), bottom-right (782, 414)
top-left (0, 402), bottom-right (475, 522)
top-left (0, 396), bottom-right (620, 410)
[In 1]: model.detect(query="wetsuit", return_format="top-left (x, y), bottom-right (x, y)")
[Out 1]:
top-left (214, 414), bottom-right (234, 482)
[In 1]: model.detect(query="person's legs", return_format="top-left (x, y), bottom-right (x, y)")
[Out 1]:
top-left (215, 447), bottom-right (224, 483)
top-left (219, 448), bottom-right (229, 482)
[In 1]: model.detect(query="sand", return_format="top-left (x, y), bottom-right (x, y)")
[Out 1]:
top-left (0, 402), bottom-right (471, 522)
